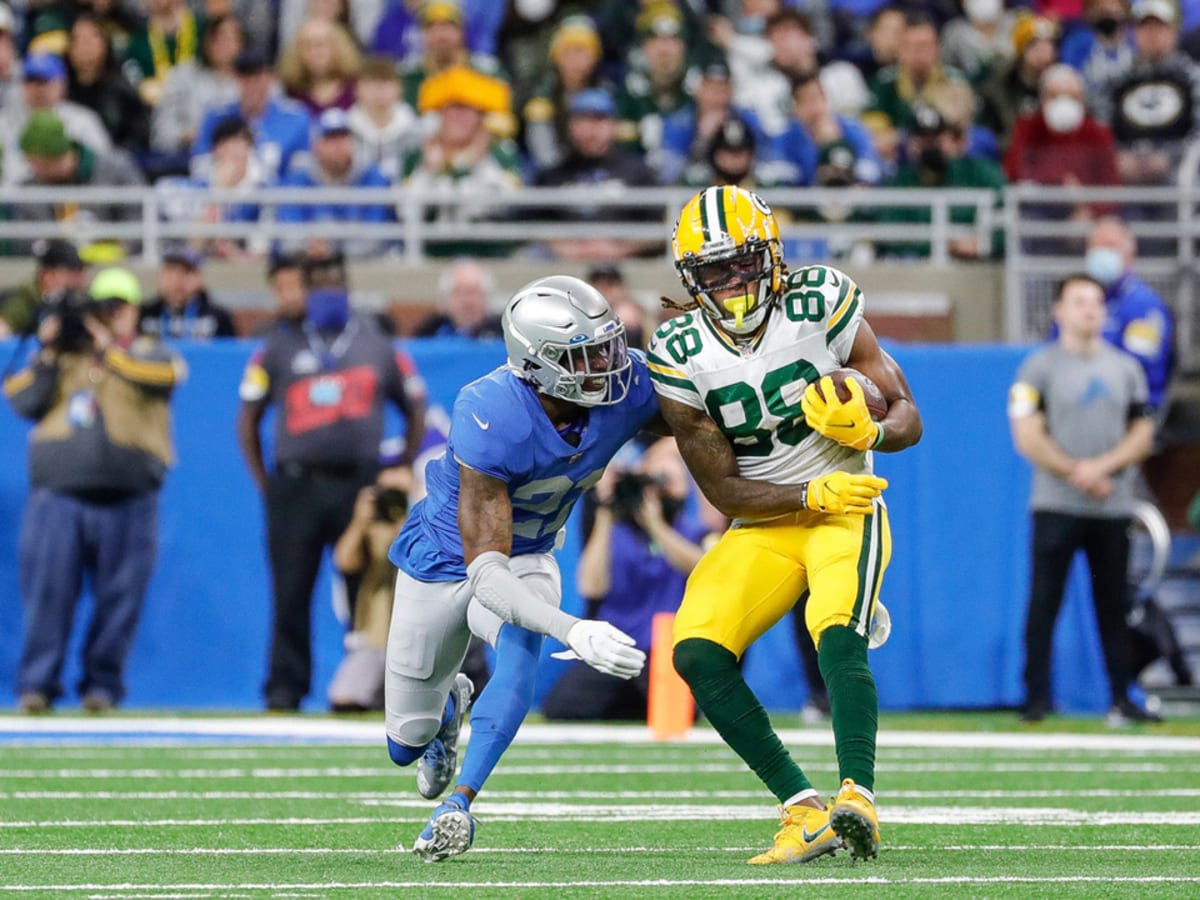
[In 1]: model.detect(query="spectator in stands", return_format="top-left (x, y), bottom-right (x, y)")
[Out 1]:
top-left (841, 3), bottom-right (905, 83)
top-left (400, 65), bottom-right (521, 257)
top-left (4, 267), bottom-right (186, 714)
top-left (1079, 216), bottom-right (1176, 411)
top-left (327, 464), bottom-right (414, 712)
top-left (280, 17), bottom-right (362, 116)
top-left (588, 262), bottom-right (648, 348)
top-left (940, 0), bottom-right (1019, 84)
top-left (280, 0), bottom-right (384, 51)
top-left (0, 53), bottom-right (114, 186)
top-left (1004, 64), bottom-right (1121, 206)
top-left (542, 437), bottom-right (714, 722)
top-left (348, 56), bottom-right (420, 183)
top-left (928, 75), bottom-right (1000, 162)
top-left (519, 14), bottom-right (611, 174)
top-left (23, 0), bottom-right (141, 58)
top-left (139, 245), bottom-right (237, 340)
top-left (865, 11), bottom-right (969, 136)
top-left (66, 14), bottom-right (148, 156)
top-left (261, 253), bottom-right (309, 333)
top-left (413, 258), bottom-right (503, 338)
top-left (770, 69), bottom-right (883, 188)
top-left (0, 4), bottom-right (18, 114)
top-left (12, 111), bottom-right (146, 255)
top-left (660, 59), bottom-right (763, 186)
top-left (682, 115), bottom-right (765, 189)
top-left (877, 103), bottom-right (1006, 259)
top-left (236, 252), bottom-right (426, 711)
top-left (978, 13), bottom-right (1059, 148)
top-left (174, 116), bottom-right (271, 261)
top-left (123, 0), bottom-right (205, 106)
top-left (1101, 1), bottom-right (1200, 186)
top-left (534, 88), bottom-right (660, 261)
top-left (731, 8), bottom-right (825, 139)
top-left (0, 239), bottom-right (87, 339)
top-left (399, 0), bottom-right (503, 109)
top-left (152, 14), bottom-right (243, 158)
top-left (1008, 273), bottom-right (1160, 726)
top-left (1060, 0), bottom-right (1135, 100)
top-left (191, 48), bottom-right (313, 182)
top-left (615, 4), bottom-right (695, 167)
top-left (277, 108), bottom-right (393, 259)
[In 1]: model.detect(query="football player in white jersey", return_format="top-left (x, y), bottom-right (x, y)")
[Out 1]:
top-left (647, 186), bottom-right (922, 864)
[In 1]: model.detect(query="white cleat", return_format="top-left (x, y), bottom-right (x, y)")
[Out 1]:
top-left (411, 800), bottom-right (475, 862)
top-left (416, 673), bottom-right (473, 799)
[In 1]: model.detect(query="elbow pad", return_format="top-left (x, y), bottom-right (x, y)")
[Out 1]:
top-left (466, 551), bottom-right (576, 645)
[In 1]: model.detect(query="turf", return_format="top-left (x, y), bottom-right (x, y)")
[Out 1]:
top-left (2, 713), bottom-right (1200, 898)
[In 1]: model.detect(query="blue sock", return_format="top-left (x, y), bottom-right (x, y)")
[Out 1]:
top-left (456, 623), bottom-right (543, 794)
top-left (387, 736), bottom-right (424, 766)
top-left (441, 792), bottom-right (470, 812)
top-left (441, 691), bottom-right (456, 729)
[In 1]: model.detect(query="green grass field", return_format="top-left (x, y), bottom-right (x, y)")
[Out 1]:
top-left (2, 713), bottom-right (1200, 898)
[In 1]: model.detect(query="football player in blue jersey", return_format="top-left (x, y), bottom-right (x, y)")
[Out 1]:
top-left (384, 275), bottom-right (665, 861)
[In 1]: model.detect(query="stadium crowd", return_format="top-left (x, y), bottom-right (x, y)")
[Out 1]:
top-left (1, 0), bottom-right (1199, 268)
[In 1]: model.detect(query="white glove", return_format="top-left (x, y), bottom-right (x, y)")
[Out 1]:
top-left (551, 620), bottom-right (646, 680)
top-left (867, 601), bottom-right (892, 650)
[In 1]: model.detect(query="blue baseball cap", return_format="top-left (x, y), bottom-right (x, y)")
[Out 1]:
top-left (163, 245), bottom-right (204, 270)
top-left (568, 88), bottom-right (616, 118)
top-left (23, 53), bottom-right (66, 82)
top-left (317, 107), bottom-right (353, 137)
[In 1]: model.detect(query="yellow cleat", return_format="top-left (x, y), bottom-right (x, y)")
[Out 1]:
top-left (829, 778), bottom-right (880, 860)
top-left (747, 803), bottom-right (843, 865)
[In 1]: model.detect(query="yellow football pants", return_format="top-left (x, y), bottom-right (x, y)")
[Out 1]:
top-left (673, 501), bottom-right (891, 657)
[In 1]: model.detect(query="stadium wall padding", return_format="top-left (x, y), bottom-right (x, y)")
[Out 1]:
top-left (0, 339), bottom-right (1114, 714)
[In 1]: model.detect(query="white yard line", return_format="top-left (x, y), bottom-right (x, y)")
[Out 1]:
top-left (2, 717), bottom-right (1199, 753)
top-left (2, 806), bottom-right (1199, 827)
top-left (7, 787), bottom-right (1200, 801)
top-left (3, 844), bottom-right (1200, 856)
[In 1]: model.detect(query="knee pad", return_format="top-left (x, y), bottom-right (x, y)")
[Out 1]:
top-left (673, 638), bottom-right (738, 688)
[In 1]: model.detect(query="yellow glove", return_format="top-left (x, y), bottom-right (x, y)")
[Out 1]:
top-left (803, 470), bottom-right (889, 515)
top-left (801, 376), bottom-right (881, 451)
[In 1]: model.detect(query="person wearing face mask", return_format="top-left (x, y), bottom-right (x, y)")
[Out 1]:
top-left (1064, 217), bottom-right (1175, 413)
top-left (941, 0), bottom-right (1021, 85)
top-left (1060, 0), bottom-right (1134, 101)
top-left (1004, 63), bottom-right (1120, 209)
top-left (876, 102), bottom-right (1006, 259)
top-left (542, 438), bottom-right (717, 722)
top-left (236, 252), bottom-right (428, 711)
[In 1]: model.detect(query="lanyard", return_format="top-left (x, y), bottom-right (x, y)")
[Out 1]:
top-left (149, 10), bottom-right (197, 78)
top-left (303, 319), bottom-right (359, 372)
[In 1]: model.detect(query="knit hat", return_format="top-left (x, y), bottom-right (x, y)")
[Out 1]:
top-left (417, 65), bottom-right (511, 116)
top-left (550, 15), bottom-right (601, 62)
top-left (90, 267), bottom-right (143, 306)
top-left (19, 110), bottom-right (72, 158)
top-left (1012, 14), bottom-right (1058, 58)
top-left (420, 0), bottom-right (462, 26)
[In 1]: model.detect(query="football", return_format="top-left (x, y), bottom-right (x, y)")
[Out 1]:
top-left (812, 368), bottom-right (888, 421)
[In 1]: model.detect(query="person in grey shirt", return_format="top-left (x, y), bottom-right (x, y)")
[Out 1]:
top-left (1008, 273), bottom-right (1158, 725)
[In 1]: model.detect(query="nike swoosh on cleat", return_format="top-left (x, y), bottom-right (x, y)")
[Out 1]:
top-left (471, 413), bottom-right (490, 430)
top-left (801, 823), bottom-right (831, 842)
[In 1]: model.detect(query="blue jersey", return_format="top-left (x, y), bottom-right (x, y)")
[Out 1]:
top-left (390, 353), bottom-right (659, 581)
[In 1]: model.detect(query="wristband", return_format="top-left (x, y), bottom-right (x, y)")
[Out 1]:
top-left (871, 423), bottom-right (887, 450)
top-left (799, 481), bottom-right (809, 509)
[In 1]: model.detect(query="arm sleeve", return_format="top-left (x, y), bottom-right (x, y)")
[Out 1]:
top-left (467, 550), bottom-right (577, 644)
top-left (2, 358), bottom-right (59, 420)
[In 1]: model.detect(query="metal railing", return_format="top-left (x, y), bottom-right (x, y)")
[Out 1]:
top-left (1002, 180), bottom-right (1199, 372)
top-left (0, 184), bottom-right (999, 266)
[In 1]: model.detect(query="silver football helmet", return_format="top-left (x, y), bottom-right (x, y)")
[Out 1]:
top-left (502, 275), bottom-right (632, 407)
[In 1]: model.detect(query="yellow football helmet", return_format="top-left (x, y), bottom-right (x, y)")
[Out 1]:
top-left (671, 186), bottom-right (785, 335)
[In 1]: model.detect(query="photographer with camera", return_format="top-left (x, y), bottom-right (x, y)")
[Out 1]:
top-left (3, 267), bottom-right (186, 713)
top-left (327, 465), bottom-right (413, 712)
top-left (0, 239), bottom-right (87, 340)
top-left (542, 437), bottom-right (716, 721)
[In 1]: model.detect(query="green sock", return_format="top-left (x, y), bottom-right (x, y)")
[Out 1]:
top-left (817, 625), bottom-right (877, 792)
top-left (674, 638), bottom-right (812, 804)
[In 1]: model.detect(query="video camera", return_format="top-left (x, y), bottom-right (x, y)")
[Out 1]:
top-left (38, 288), bottom-right (109, 353)
top-left (610, 472), bottom-right (665, 522)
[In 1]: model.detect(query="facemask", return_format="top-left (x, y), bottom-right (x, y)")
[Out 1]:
top-left (1085, 247), bottom-right (1125, 286)
top-left (306, 288), bottom-right (351, 332)
top-left (738, 15), bottom-right (766, 35)
top-left (1043, 95), bottom-right (1085, 133)
top-left (964, 0), bottom-right (1003, 24)
top-left (1094, 15), bottom-right (1121, 37)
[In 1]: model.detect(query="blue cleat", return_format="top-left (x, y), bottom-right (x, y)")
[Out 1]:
top-left (417, 673), bottom-right (473, 799)
top-left (412, 795), bottom-right (475, 862)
